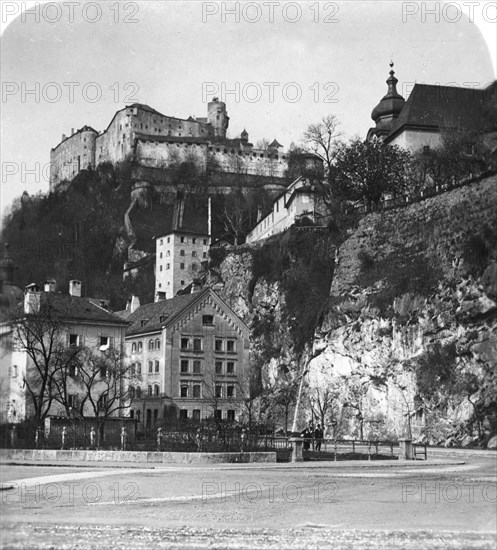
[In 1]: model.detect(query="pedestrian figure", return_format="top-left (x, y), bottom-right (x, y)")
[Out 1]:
top-left (314, 423), bottom-right (323, 452)
top-left (300, 424), bottom-right (312, 451)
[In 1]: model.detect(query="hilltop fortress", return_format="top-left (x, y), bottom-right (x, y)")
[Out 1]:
top-left (49, 98), bottom-right (294, 193)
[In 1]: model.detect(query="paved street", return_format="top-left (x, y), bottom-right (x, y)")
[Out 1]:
top-left (1, 455), bottom-right (496, 549)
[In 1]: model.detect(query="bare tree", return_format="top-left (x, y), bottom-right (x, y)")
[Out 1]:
top-left (67, 347), bottom-right (132, 444)
top-left (303, 114), bottom-right (342, 182)
top-left (11, 299), bottom-right (82, 422)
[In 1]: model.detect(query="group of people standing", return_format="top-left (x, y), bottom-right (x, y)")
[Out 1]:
top-left (300, 421), bottom-right (324, 451)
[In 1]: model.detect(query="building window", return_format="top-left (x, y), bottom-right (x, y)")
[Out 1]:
top-left (215, 361), bottom-right (223, 374)
top-left (154, 384), bottom-right (160, 397)
top-left (202, 315), bottom-right (214, 326)
top-left (69, 363), bottom-right (78, 377)
top-left (166, 250), bottom-right (170, 257)
top-left (136, 362), bottom-right (142, 375)
top-left (132, 343), bottom-right (137, 353)
top-left (181, 280), bottom-right (185, 286)
top-left (167, 237), bottom-right (170, 243)
top-left (193, 360), bottom-right (201, 374)
top-left (203, 239), bottom-right (208, 245)
top-left (166, 263), bottom-right (170, 270)
top-left (193, 338), bottom-right (202, 351)
top-left (98, 395), bottom-right (107, 409)
top-left (68, 334), bottom-right (80, 347)
top-left (192, 250), bottom-right (197, 257)
top-left (227, 362), bottom-right (235, 375)
top-left (155, 339), bottom-right (160, 350)
top-left (148, 385), bottom-right (153, 396)
top-left (181, 338), bottom-right (189, 350)
top-left (203, 252), bottom-right (207, 259)
top-left (136, 387), bottom-right (142, 398)
top-left (68, 394), bottom-right (77, 408)
top-left (192, 238), bottom-right (196, 244)
top-left (149, 340), bottom-right (154, 350)
top-left (192, 263), bottom-right (198, 271)
top-left (193, 384), bottom-right (201, 398)
top-left (160, 265), bottom-right (163, 272)
top-left (180, 263), bottom-right (185, 270)
top-left (215, 385), bottom-right (222, 398)
top-left (192, 409), bottom-right (201, 420)
top-left (227, 410), bottom-right (235, 421)
top-left (129, 386), bottom-right (135, 398)
top-left (180, 236), bottom-right (185, 243)
top-left (227, 340), bottom-right (235, 352)
top-left (215, 339), bottom-right (223, 352)
top-left (180, 360), bottom-right (189, 373)
top-left (227, 385), bottom-right (235, 398)
top-left (180, 385), bottom-right (188, 398)
top-left (214, 409), bottom-right (222, 420)
top-left (179, 409), bottom-right (188, 418)
top-left (160, 252), bottom-right (163, 259)
top-left (148, 361), bottom-right (153, 373)
top-left (155, 360), bottom-right (160, 373)
top-left (138, 342), bottom-right (143, 353)
top-left (180, 249), bottom-right (185, 256)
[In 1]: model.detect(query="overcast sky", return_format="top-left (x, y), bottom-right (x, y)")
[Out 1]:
top-left (1, 0), bottom-right (495, 221)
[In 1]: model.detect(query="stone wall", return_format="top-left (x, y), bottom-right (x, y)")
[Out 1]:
top-left (312, 173), bottom-right (497, 445)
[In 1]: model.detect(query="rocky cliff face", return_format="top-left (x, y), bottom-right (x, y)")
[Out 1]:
top-left (214, 174), bottom-right (497, 446)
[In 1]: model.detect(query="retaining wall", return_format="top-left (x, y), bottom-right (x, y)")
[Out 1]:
top-left (0, 449), bottom-right (276, 464)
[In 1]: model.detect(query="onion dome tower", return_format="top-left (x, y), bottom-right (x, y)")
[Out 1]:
top-left (369, 63), bottom-right (406, 139)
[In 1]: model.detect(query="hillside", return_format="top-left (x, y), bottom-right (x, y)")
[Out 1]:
top-left (213, 174), bottom-right (497, 446)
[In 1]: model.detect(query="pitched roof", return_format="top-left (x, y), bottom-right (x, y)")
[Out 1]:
top-left (126, 292), bottom-right (203, 336)
top-left (39, 293), bottom-right (128, 325)
top-left (386, 83), bottom-right (488, 141)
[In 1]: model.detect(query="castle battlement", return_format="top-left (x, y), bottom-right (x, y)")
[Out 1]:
top-left (49, 99), bottom-right (289, 190)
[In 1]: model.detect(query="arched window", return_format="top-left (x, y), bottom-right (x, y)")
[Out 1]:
top-left (155, 360), bottom-right (160, 373)
top-left (136, 362), bottom-right (142, 375)
top-left (132, 343), bottom-right (137, 353)
top-left (154, 384), bottom-right (160, 397)
top-left (148, 385), bottom-right (153, 396)
top-left (130, 363), bottom-right (136, 376)
top-left (155, 339), bottom-right (160, 350)
top-left (148, 339), bottom-right (154, 350)
top-left (129, 386), bottom-right (135, 398)
top-left (148, 361), bottom-right (153, 373)
top-left (136, 387), bottom-right (142, 398)
top-left (137, 342), bottom-right (143, 352)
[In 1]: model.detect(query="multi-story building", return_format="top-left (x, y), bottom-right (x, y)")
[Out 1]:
top-left (155, 230), bottom-right (210, 301)
top-left (50, 98), bottom-right (289, 190)
top-left (0, 277), bottom-right (129, 423)
top-left (367, 64), bottom-right (497, 152)
top-left (246, 176), bottom-right (326, 243)
top-left (123, 288), bottom-right (250, 427)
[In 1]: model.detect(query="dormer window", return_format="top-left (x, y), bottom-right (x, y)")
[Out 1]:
top-left (141, 319), bottom-right (149, 327)
top-left (160, 315), bottom-right (167, 323)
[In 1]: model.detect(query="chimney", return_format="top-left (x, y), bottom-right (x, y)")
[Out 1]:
top-left (69, 279), bottom-right (81, 297)
top-left (44, 279), bottom-right (56, 293)
top-left (62, 134), bottom-right (66, 141)
top-left (130, 295), bottom-right (140, 313)
top-left (24, 283), bottom-right (41, 314)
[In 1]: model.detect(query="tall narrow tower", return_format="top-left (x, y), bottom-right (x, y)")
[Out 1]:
top-left (207, 97), bottom-right (229, 139)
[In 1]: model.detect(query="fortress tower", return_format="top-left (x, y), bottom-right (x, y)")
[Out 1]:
top-left (207, 97), bottom-right (229, 139)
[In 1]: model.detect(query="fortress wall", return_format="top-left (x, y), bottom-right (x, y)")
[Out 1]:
top-left (49, 129), bottom-right (97, 189)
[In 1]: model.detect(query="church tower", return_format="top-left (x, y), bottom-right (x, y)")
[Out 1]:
top-left (207, 97), bottom-right (229, 139)
top-left (368, 63), bottom-right (406, 140)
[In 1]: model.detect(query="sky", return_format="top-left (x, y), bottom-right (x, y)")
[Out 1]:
top-left (1, 0), bottom-right (495, 221)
